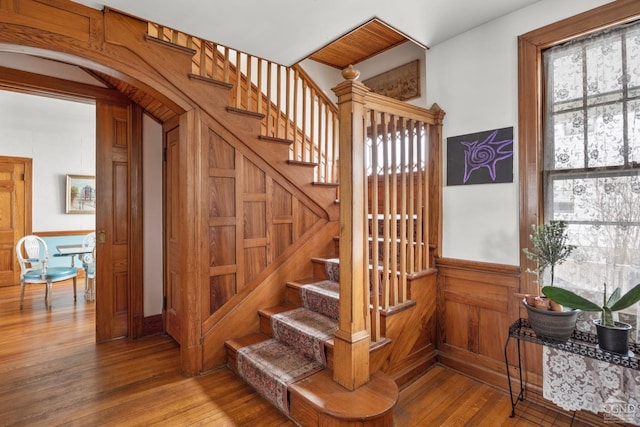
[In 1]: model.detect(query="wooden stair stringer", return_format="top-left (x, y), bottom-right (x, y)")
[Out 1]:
top-left (185, 76), bottom-right (340, 221)
top-left (104, 12), bottom-right (339, 221)
top-left (201, 219), bottom-right (339, 370)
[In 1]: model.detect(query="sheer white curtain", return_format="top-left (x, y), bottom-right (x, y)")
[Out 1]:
top-left (543, 21), bottom-right (640, 336)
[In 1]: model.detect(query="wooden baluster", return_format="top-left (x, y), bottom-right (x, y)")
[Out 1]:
top-left (293, 69), bottom-right (300, 160)
top-left (235, 51), bottom-right (242, 109)
top-left (266, 62), bottom-right (272, 137)
top-left (256, 59), bottom-right (263, 114)
top-left (223, 48), bottom-right (230, 84)
top-left (382, 112), bottom-right (390, 310)
top-left (408, 119), bottom-right (416, 275)
top-left (285, 67), bottom-right (291, 141)
top-left (323, 107), bottom-right (329, 183)
top-left (211, 43), bottom-right (218, 81)
top-left (390, 114), bottom-right (398, 306)
top-left (399, 117), bottom-right (408, 303)
top-left (246, 55), bottom-right (252, 111)
top-left (310, 87), bottom-right (316, 166)
top-left (301, 80), bottom-right (308, 162)
top-left (276, 65), bottom-right (282, 139)
top-left (199, 39), bottom-right (207, 78)
top-left (332, 114), bottom-right (339, 183)
top-left (416, 122), bottom-right (425, 270)
top-left (369, 110), bottom-right (381, 342)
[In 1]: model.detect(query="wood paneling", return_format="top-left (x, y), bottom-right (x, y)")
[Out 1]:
top-left (165, 125), bottom-right (181, 344)
top-left (205, 125), bottom-right (322, 320)
top-left (308, 19), bottom-right (416, 69)
top-left (436, 258), bottom-right (521, 391)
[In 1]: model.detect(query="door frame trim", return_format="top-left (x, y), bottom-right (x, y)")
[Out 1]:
top-left (1, 70), bottom-right (144, 339)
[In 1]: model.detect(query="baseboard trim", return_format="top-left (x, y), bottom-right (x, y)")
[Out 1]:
top-left (142, 314), bottom-right (164, 336)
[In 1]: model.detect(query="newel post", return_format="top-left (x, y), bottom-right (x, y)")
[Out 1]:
top-left (331, 65), bottom-right (371, 390)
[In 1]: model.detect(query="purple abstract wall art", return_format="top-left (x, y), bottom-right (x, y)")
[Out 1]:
top-left (446, 126), bottom-right (514, 186)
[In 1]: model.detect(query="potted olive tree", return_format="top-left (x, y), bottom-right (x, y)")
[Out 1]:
top-left (522, 221), bottom-right (579, 339)
top-left (543, 283), bottom-right (640, 354)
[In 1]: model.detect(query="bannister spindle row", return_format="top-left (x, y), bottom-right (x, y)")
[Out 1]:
top-left (146, 22), bottom-right (340, 183)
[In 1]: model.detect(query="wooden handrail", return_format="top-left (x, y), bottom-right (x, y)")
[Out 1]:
top-left (147, 23), bottom-right (340, 184)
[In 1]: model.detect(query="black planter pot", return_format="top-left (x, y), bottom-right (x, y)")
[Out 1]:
top-left (594, 319), bottom-right (632, 355)
top-left (523, 299), bottom-right (579, 340)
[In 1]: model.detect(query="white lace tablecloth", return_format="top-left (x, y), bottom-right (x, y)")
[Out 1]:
top-left (543, 347), bottom-right (640, 425)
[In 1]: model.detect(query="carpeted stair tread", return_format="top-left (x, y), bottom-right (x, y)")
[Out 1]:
top-left (258, 304), bottom-right (297, 336)
top-left (225, 332), bottom-right (272, 350)
top-left (271, 307), bottom-right (337, 364)
top-left (300, 280), bottom-right (339, 320)
top-left (236, 337), bottom-right (326, 414)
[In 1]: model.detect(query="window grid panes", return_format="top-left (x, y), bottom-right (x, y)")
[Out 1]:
top-left (543, 21), bottom-right (640, 301)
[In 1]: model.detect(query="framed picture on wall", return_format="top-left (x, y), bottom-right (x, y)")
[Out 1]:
top-left (362, 60), bottom-right (420, 101)
top-left (66, 174), bottom-right (96, 214)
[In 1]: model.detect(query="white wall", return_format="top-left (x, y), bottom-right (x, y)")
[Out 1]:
top-left (0, 90), bottom-right (96, 231)
top-left (426, 0), bottom-right (613, 266)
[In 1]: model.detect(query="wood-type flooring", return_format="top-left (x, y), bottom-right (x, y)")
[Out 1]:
top-left (0, 280), bottom-right (595, 426)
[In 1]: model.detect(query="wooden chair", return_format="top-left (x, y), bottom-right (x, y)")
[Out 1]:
top-left (16, 235), bottom-right (78, 309)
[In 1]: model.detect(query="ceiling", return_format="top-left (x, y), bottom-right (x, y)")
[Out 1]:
top-left (71, 0), bottom-right (542, 67)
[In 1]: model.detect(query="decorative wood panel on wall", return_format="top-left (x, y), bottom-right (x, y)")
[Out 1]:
top-left (436, 258), bottom-right (520, 391)
top-left (206, 127), bottom-right (320, 318)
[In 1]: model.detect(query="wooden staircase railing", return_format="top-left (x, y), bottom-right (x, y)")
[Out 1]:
top-left (147, 20), bottom-right (444, 389)
top-left (332, 67), bottom-right (444, 390)
top-left (147, 23), bottom-right (339, 184)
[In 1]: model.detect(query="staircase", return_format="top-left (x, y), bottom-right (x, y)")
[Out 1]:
top-left (0, 3), bottom-right (442, 424)
top-left (225, 256), bottom-right (398, 425)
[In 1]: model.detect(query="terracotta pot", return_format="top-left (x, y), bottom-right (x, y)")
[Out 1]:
top-left (549, 300), bottom-right (564, 312)
top-left (524, 294), bottom-right (536, 306)
top-left (534, 296), bottom-right (550, 310)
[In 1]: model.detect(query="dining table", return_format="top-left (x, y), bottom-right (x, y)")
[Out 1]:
top-left (54, 244), bottom-right (93, 266)
top-left (54, 244), bottom-right (95, 300)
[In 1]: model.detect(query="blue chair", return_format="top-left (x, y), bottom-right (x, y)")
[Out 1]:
top-left (16, 235), bottom-right (78, 309)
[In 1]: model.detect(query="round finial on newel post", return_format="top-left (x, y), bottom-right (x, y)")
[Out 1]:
top-left (342, 64), bottom-right (360, 81)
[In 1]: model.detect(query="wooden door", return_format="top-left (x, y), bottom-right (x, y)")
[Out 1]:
top-left (0, 157), bottom-right (31, 286)
top-left (95, 100), bottom-right (143, 341)
top-left (164, 124), bottom-right (181, 343)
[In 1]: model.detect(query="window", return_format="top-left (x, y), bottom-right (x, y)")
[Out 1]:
top-left (542, 22), bottom-right (640, 299)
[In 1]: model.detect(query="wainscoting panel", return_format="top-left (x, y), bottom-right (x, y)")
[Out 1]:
top-left (436, 258), bottom-right (522, 390)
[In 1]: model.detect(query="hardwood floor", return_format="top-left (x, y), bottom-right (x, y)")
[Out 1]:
top-left (0, 281), bottom-right (592, 426)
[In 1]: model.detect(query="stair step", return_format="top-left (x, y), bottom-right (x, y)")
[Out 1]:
top-left (286, 278), bottom-right (339, 311)
top-left (233, 336), bottom-right (327, 415)
top-left (259, 306), bottom-right (337, 365)
top-left (286, 277), bottom-right (320, 306)
top-left (310, 256), bottom-right (339, 281)
top-left (225, 332), bottom-right (271, 375)
top-left (288, 370), bottom-right (397, 426)
top-left (258, 304), bottom-right (296, 336)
